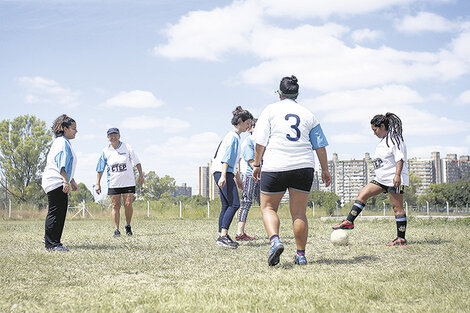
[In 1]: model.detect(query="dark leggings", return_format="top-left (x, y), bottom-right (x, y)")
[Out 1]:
top-left (45, 186), bottom-right (68, 249)
top-left (214, 172), bottom-right (240, 232)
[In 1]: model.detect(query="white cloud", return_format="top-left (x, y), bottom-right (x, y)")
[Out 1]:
top-left (101, 90), bottom-right (163, 108)
top-left (121, 116), bottom-right (190, 133)
top-left (396, 12), bottom-right (457, 33)
top-left (18, 76), bottom-right (79, 108)
top-left (456, 90), bottom-right (470, 105)
top-left (142, 132), bottom-right (221, 188)
top-left (351, 28), bottom-right (383, 43)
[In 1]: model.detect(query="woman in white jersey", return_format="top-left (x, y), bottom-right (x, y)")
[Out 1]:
top-left (253, 76), bottom-right (331, 266)
top-left (42, 114), bottom-right (78, 251)
top-left (333, 113), bottom-right (409, 246)
top-left (212, 106), bottom-right (253, 249)
top-left (236, 119), bottom-right (260, 241)
top-left (95, 128), bottom-right (144, 237)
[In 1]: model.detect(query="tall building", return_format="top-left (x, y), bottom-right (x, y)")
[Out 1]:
top-left (431, 151), bottom-right (442, 184)
top-left (172, 183), bottom-right (192, 197)
top-left (459, 156), bottom-right (470, 180)
top-left (331, 153), bottom-right (368, 203)
top-left (198, 165), bottom-right (209, 197)
top-left (407, 157), bottom-right (434, 195)
top-left (442, 154), bottom-right (460, 183)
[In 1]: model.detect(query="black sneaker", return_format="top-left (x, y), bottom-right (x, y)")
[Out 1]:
top-left (217, 235), bottom-right (239, 249)
top-left (113, 229), bottom-right (121, 237)
top-left (125, 225), bottom-right (133, 236)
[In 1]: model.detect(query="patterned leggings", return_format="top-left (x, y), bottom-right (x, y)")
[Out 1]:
top-left (237, 174), bottom-right (260, 223)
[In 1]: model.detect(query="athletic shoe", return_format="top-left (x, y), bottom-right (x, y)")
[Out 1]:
top-left (217, 235), bottom-right (239, 249)
top-left (386, 237), bottom-right (407, 246)
top-left (332, 220), bottom-right (354, 230)
top-left (113, 229), bottom-right (121, 237)
top-left (294, 254), bottom-right (307, 266)
top-left (268, 239), bottom-right (284, 266)
top-left (47, 244), bottom-right (69, 252)
top-left (235, 233), bottom-right (256, 241)
top-left (125, 225), bottom-right (133, 236)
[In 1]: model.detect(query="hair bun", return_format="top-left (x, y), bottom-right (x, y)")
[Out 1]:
top-left (290, 75), bottom-right (298, 84)
top-left (232, 106), bottom-right (244, 115)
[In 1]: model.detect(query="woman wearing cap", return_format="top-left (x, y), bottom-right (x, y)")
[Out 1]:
top-left (42, 114), bottom-right (78, 251)
top-left (95, 128), bottom-right (144, 237)
top-left (212, 106), bottom-right (253, 248)
top-left (253, 75), bottom-right (331, 266)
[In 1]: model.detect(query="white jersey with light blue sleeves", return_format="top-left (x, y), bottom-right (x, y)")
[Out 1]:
top-left (211, 130), bottom-right (241, 173)
top-left (42, 136), bottom-right (77, 193)
top-left (96, 142), bottom-right (140, 188)
top-left (239, 134), bottom-right (255, 177)
top-left (373, 138), bottom-right (409, 187)
top-left (254, 99), bottom-right (328, 172)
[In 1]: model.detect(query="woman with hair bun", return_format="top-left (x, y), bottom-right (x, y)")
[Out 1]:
top-left (333, 112), bottom-right (409, 246)
top-left (212, 106), bottom-right (253, 248)
top-left (42, 114), bottom-right (78, 252)
top-left (253, 75), bottom-right (331, 266)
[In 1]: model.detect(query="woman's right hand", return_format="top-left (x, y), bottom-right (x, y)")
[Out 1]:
top-left (218, 175), bottom-right (226, 189)
top-left (252, 167), bottom-right (261, 182)
top-left (95, 183), bottom-right (101, 195)
top-left (62, 181), bottom-right (70, 194)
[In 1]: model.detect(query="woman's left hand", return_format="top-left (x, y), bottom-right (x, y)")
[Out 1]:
top-left (393, 175), bottom-right (401, 188)
top-left (138, 175), bottom-right (144, 186)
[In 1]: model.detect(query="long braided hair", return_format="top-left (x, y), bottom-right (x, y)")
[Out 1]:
top-left (370, 112), bottom-right (403, 149)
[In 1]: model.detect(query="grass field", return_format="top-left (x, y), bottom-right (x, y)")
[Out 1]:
top-left (1, 215), bottom-right (470, 312)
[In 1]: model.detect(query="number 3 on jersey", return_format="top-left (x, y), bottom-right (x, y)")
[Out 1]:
top-left (285, 114), bottom-right (301, 141)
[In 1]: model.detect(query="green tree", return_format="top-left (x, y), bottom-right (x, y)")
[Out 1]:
top-left (69, 183), bottom-right (94, 205)
top-left (140, 171), bottom-right (176, 200)
top-left (0, 115), bottom-right (52, 203)
top-left (309, 190), bottom-right (340, 215)
top-left (404, 171), bottom-right (421, 206)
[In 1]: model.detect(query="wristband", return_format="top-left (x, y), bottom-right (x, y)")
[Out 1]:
top-left (253, 164), bottom-right (261, 168)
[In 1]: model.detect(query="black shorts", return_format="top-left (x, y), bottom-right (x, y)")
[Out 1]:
top-left (108, 186), bottom-right (136, 195)
top-left (371, 180), bottom-right (405, 194)
top-left (260, 168), bottom-right (314, 194)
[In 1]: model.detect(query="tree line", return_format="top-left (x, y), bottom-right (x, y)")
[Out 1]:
top-left (0, 115), bottom-right (469, 210)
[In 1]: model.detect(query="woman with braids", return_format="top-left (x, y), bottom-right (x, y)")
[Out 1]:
top-left (333, 113), bottom-right (409, 246)
top-left (42, 114), bottom-right (78, 252)
top-left (253, 75), bottom-right (331, 266)
top-left (212, 106), bottom-right (253, 248)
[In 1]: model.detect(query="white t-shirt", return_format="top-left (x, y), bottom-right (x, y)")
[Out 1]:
top-left (211, 130), bottom-right (241, 173)
top-left (96, 142), bottom-right (140, 188)
top-left (373, 137), bottom-right (409, 187)
top-left (42, 136), bottom-right (77, 193)
top-left (253, 99), bottom-right (328, 172)
top-left (239, 134), bottom-right (255, 177)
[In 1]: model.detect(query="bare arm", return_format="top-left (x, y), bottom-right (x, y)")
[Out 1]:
top-left (315, 147), bottom-right (331, 187)
top-left (60, 169), bottom-right (70, 193)
top-left (136, 163), bottom-right (144, 186)
top-left (95, 172), bottom-right (103, 195)
top-left (218, 163), bottom-right (229, 189)
top-left (252, 144), bottom-right (266, 182)
top-left (393, 160), bottom-right (403, 188)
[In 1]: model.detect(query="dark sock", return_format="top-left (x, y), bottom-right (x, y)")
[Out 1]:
top-left (296, 250), bottom-right (305, 255)
top-left (347, 200), bottom-right (365, 222)
top-left (270, 235), bottom-right (279, 243)
top-left (396, 214), bottom-right (407, 239)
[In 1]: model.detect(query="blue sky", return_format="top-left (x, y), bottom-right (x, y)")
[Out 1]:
top-left (1, 0), bottom-right (470, 197)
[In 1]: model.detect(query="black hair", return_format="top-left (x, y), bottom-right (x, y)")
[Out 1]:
top-left (279, 75), bottom-right (299, 99)
top-left (52, 114), bottom-right (76, 138)
top-left (231, 106), bottom-right (253, 126)
top-left (370, 112), bottom-right (403, 148)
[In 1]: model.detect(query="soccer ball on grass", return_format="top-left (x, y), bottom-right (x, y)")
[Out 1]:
top-left (330, 229), bottom-right (349, 246)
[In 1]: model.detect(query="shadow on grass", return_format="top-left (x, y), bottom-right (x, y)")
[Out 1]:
top-left (410, 238), bottom-right (451, 245)
top-left (312, 255), bottom-right (379, 265)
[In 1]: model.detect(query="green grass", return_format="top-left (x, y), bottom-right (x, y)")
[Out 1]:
top-left (1, 215), bottom-right (470, 312)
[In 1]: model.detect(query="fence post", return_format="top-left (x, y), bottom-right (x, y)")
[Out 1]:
top-left (336, 202), bottom-right (339, 216)
top-left (207, 201), bottom-right (210, 218)
top-left (312, 201), bottom-right (315, 218)
top-left (179, 201), bottom-right (182, 219)
top-left (426, 201), bottom-right (429, 216)
top-left (446, 201), bottom-right (449, 216)
top-left (9, 199), bottom-right (11, 218)
top-left (405, 201), bottom-right (408, 216)
top-left (383, 201), bottom-right (386, 216)
top-left (82, 200), bottom-right (85, 218)
top-left (147, 201), bottom-right (150, 218)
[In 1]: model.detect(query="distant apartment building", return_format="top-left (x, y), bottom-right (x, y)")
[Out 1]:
top-left (407, 157), bottom-right (434, 195)
top-left (172, 183), bottom-right (192, 197)
top-left (198, 165), bottom-right (210, 197)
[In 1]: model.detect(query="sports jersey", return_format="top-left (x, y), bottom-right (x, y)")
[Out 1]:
top-left (239, 134), bottom-right (255, 177)
top-left (373, 137), bottom-right (409, 187)
top-left (211, 130), bottom-right (241, 173)
top-left (96, 142), bottom-right (140, 188)
top-left (253, 99), bottom-right (328, 172)
top-left (42, 136), bottom-right (77, 193)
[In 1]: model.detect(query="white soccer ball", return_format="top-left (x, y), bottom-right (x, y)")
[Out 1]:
top-left (330, 229), bottom-right (349, 246)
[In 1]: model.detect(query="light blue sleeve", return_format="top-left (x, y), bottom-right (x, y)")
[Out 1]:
top-left (96, 151), bottom-right (107, 173)
top-left (309, 124), bottom-right (328, 149)
top-left (53, 141), bottom-right (73, 181)
top-left (242, 138), bottom-right (255, 162)
top-left (221, 136), bottom-right (239, 169)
